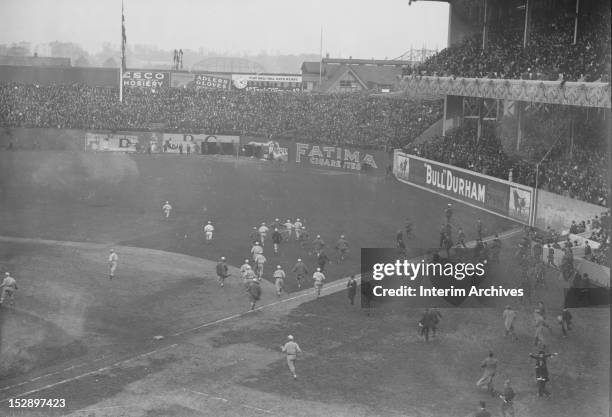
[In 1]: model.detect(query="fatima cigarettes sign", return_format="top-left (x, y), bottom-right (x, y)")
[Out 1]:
top-left (295, 143), bottom-right (380, 172)
top-left (394, 152), bottom-right (534, 224)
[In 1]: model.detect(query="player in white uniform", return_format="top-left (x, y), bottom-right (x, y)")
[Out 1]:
top-left (162, 201), bottom-right (172, 219)
top-left (283, 219), bottom-right (293, 240)
top-left (293, 218), bottom-right (303, 241)
top-left (312, 267), bottom-right (326, 297)
top-left (254, 253), bottom-right (267, 279)
top-left (240, 259), bottom-right (251, 280)
top-left (281, 335), bottom-right (302, 379)
top-left (258, 222), bottom-right (269, 246)
top-left (251, 242), bottom-right (263, 261)
top-left (203, 221), bottom-right (215, 242)
top-left (0, 272), bottom-right (18, 307)
top-left (273, 265), bottom-right (286, 297)
top-left (108, 249), bottom-right (118, 279)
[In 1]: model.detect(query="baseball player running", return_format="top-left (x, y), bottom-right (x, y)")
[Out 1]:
top-left (258, 222), bottom-right (269, 246)
top-left (291, 258), bottom-right (308, 289)
top-left (216, 256), bottom-right (230, 287)
top-left (108, 249), bottom-right (118, 279)
top-left (272, 228), bottom-right (282, 255)
top-left (0, 272), bottom-right (18, 307)
top-left (283, 219), bottom-right (293, 240)
top-left (294, 218), bottom-right (303, 241)
top-left (255, 253), bottom-right (267, 279)
top-left (204, 221), bottom-right (215, 243)
top-left (273, 265), bottom-right (286, 297)
top-left (335, 235), bottom-right (349, 261)
top-left (251, 242), bottom-right (263, 261)
top-left (162, 201), bottom-right (172, 219)
top-left (246, 278), bottom-right (262, 311)
top-left (240, 259), bottom-right (251, 280)
top-left (312, 267), bottom-right (326, 297)
top-left (281, 335), bottom-right (302, 379)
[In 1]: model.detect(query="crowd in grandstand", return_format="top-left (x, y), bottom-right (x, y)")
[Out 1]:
top-left (410, 6), bottom-right (611, 82)
top-left (0, 83), bottom-right (441, 149)
top-left (1, 80), bottom-right (609, 208)
top-left (408, 123), bottom-right (608, 206)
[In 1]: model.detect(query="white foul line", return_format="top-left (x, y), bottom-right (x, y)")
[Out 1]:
top-left (0, 344), bottom-right (178, 404)
top-left (171, 278), bottom-right (352, 337)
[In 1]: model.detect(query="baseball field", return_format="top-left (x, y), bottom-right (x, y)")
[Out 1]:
top-left (0, 151), bottom-right (609, 417)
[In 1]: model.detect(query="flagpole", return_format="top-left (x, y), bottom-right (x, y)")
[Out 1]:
top-left (119, 1), bottom-right (124, 103)
top-left (318, 26), bottom-right (322, 91)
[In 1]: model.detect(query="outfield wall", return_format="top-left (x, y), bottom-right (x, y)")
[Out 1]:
top-left (535, 189), bottom-right (605, 232)
top-left (0, 127), bottom-right (391, 175)
top-left (0, 127), bottom-right (85, 150)
top-left (393, 151), bottom-right (535, 225)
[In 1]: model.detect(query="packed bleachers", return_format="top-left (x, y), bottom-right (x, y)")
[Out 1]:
top-left (0, 83), bottom-right (442, 149)
top-left (410, 3), bottom-right (611, 82)
top-left (407, 122), bottom-right (609, 206)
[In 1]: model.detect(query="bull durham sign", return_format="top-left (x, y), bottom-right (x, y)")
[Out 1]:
top-left (424, 162), bottom-right (486, 204)
top-left (394, 151), bottom-right (534, 224)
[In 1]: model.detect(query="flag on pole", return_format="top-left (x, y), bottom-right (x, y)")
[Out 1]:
top-left (121, 2), bottom-right (126, 72)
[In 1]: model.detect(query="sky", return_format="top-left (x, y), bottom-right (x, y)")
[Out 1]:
top-left (0, 0), bottom-right (449, 58)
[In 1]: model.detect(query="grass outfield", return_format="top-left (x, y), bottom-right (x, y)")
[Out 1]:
top-left (0, 151), bottom-right (515, 291)
top-left (0, 151), bottom-right (608, 417)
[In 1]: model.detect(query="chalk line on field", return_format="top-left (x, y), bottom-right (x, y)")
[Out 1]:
top-left (184, 389), bottom-right (285, 416)
top-left (0, 344), bottom-right (178, 404)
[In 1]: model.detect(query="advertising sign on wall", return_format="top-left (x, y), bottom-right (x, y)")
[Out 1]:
top-left (86, 132), bottom-right (139, 152)
top-left (170, 72), bottom-right (231, 90)
top-left (231, 73), bottom-right (302, 91)
top-left (86, 131), bottom-right (162, 152)
top-left (295, 143), bottom-right (387, 173)
top-left (161, 133), bottom-right (239, 153)
top-left (122, 70), bottom-right (169, 89)
top-left (394, 151), bottom-right (534, 224)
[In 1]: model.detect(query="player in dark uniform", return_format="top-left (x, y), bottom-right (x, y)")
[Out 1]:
top-left (271, 228), bottom-right (283, 255)
top-left (396, 229), bottom-right (407, 255)
top-left (404, 219), bottom-right (413, 239)
top-left (246, 278), bottom-right (262, 311)
top-left (347, 275), bottom-right (358, 305)
top-left (439, 224), bottom-right (447, 248)
top-left (291, 258), bottom-right (308, 289)
top-left (317, 250), bottom-right (329, 272)
top-left (529, 350), bottom-right (558, 397)
top-left (444, 203), bottom-right (453, 224)
top-left (216, 257), bottom-right (230, 287)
